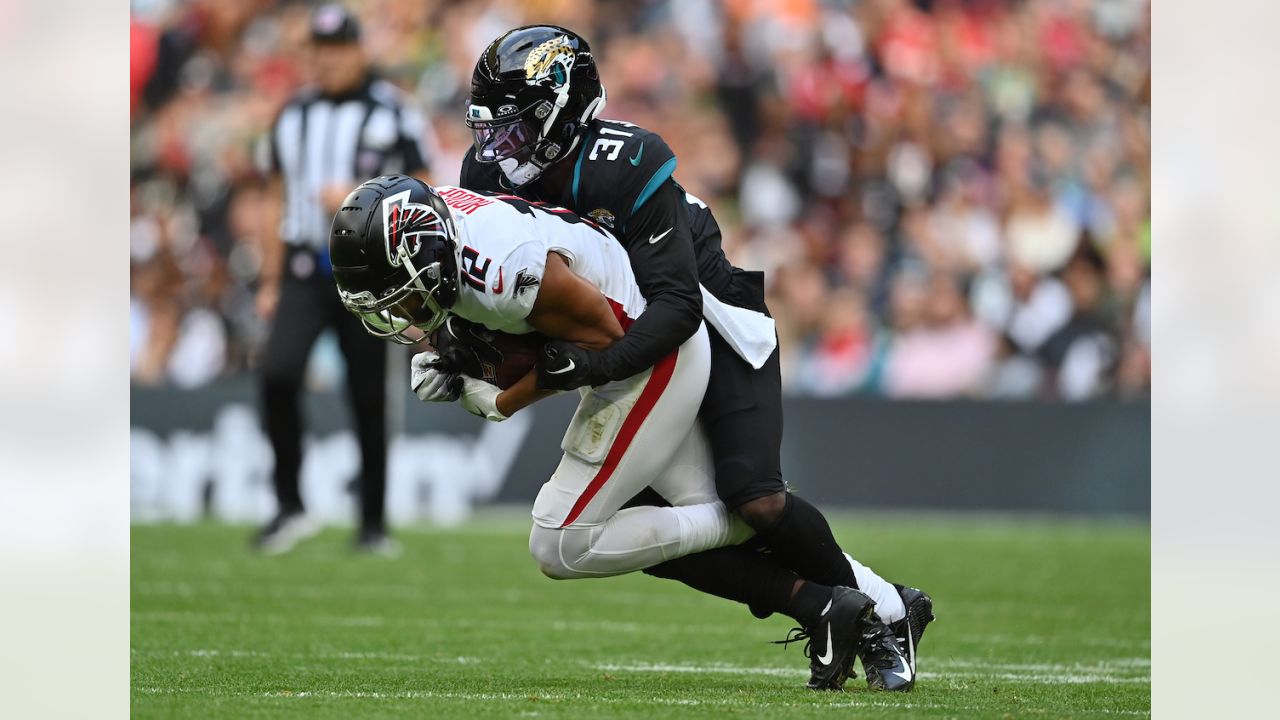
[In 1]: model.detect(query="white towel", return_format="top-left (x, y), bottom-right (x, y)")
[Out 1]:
top-left (699, 284), bottom-right (777, 369)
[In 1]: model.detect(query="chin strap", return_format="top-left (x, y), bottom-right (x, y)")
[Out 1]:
top-left (498, 157), bottom-right (544, 186)
top-left (581, 86), bottom-right (606, 123)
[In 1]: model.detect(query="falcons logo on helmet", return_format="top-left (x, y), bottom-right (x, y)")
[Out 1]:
top-left (382, 190), bottom-right (447, 267)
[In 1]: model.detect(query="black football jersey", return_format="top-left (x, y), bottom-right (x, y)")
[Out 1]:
top-left (459, 119), bottom-right (744, 305)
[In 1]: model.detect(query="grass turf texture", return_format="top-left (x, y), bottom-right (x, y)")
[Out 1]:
top-left (132, 514), bottom-right (1149, 719)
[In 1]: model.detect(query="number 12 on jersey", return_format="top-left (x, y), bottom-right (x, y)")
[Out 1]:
top-left (460, 246), bottom-right (492, 291)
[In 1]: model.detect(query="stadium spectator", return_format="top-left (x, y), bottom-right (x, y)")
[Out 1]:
top-left (130, 0), bottom-right (1150, 403)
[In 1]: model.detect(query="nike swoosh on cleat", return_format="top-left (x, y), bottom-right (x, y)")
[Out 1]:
top-left (648, 227), bottom-right (672, 244)
top-left (905, 618), bottom-right (916, 675)
top-left (816, 625), bottom-right (834, 666)
top-left (629, 144), bottom-right (644, 166)
top-left (547, 359), bottom-right (576, 375)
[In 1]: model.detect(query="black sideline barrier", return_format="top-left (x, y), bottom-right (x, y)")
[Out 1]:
top-left (131, 378), bottom-right (1149, 520)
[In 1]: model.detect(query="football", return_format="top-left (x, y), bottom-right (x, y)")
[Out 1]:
top-left (483, 330), bottom-right (545, 389)
top-left (431, 317), bottom-right (544, 389)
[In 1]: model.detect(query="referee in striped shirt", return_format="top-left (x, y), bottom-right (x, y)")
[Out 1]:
top-left (254, 4), bottom-right (432, 554)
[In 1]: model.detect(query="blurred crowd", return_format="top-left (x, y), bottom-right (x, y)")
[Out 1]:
top-left (130, 0), bottom-right (1149, 400)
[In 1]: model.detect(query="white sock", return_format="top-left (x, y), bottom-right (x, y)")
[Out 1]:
top-left (845, 552), bottom-right (906, 624)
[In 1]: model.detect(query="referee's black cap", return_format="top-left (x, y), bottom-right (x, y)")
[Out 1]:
top-left (310, 4), bottom-right (361, 44)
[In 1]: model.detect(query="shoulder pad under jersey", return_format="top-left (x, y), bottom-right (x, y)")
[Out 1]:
top-left (569, 119), bottom-right (677, 234)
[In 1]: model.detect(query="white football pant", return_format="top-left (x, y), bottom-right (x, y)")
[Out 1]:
top-left (528, 323), bottom-right (752, 578)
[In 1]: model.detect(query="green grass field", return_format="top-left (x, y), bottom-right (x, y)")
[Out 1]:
top-left (131, 513), bottom-right (1149, 719)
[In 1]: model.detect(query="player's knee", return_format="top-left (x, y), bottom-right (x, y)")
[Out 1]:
top-left (736, 490), bottom-right (787, 531)
top-left (527, 525), bottom-right (574, 580)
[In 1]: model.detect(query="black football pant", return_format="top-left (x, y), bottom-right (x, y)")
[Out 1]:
top-left (260, 262), bottom-right (388, 533)
top-left (699, 328), bottom-right (786, 509)
top-left (637, 276), bottom-right (860, 608)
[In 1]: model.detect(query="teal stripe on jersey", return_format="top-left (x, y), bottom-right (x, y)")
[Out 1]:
top-left (631, 157), bottom-right (678, 215)
top-left (571, 128), bottom-right (595, 206)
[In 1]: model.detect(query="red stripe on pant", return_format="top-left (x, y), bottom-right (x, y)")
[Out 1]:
top-left (605, 297), bottom-right (636, 331)
top-left (558, 349), bottom-right (680, 528)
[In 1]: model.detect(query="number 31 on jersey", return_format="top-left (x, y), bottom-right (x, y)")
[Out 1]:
top-left (588, 125), bottom-right (635, 162)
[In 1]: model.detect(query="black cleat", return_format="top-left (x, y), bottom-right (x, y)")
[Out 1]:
top-left (863, 584), bottom-right (935, 691)
top-left (893, 585), bottom-right (934, 674)
top-left (861, 620), bottom-right (915, 691)
top-left (773, 586), bottom-right (877, 691)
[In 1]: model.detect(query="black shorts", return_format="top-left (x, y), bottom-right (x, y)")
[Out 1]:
top-left (699, 327), bottom-right (786, 509)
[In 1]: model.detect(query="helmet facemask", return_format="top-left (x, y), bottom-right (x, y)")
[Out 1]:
top-left (338, 246), bottom-right (453, 345)
top-left (467, 97), bottom-right (574, 187)
top-left (335, 192), bottom-right (458, 345)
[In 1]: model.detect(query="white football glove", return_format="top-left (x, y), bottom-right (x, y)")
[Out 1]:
top-left (411, 351), bottom-right (460, 402)
top-left (458, 375), bottom-right (507, 422)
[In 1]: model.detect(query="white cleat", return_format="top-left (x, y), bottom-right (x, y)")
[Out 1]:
top-left (254, 512), bottom-right (320, 555)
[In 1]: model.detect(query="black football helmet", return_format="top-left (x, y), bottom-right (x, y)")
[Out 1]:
top-left (467, 25), bottom-right (606, 187)
top-left (329, 175), bottom-right (459, 344)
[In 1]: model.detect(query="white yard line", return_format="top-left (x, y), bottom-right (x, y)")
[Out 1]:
top-left (136, 645), bottom-right (1150, 682)
top-left (142, 648), bottom-right (458, 663)
top-left (593, 662), bottom-right (1150, 686)
top-left (925, 658), bottom-right (1150, 673)
top-left (132, 609), bottom-right (747, 636)
top-left (954, 632), bottom-right (1150, 650)
top-left (133, 685), bottom-right (1150, 716)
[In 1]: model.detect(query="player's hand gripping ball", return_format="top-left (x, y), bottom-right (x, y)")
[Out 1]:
top-left (410, 351), bottom-right (461, 402)
top-left (430, 316), bottom-right (544, 390)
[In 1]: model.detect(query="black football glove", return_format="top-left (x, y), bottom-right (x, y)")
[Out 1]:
top-left (430, 316), bottom-right (504, 385)
top-left (535, 340), bottom-right (600, 391)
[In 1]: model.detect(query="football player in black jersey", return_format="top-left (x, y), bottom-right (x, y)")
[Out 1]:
top-left (459, 25), bottom-right (933, 691)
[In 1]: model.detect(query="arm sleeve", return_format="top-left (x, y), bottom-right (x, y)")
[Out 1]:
top-left (592, 180), bottom-right (702, 382)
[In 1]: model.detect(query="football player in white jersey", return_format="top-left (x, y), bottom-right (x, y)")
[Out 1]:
top-left (329, 175), bottom-right (879, 684)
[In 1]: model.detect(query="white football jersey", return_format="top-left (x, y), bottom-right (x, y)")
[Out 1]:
top-left (436, 185), bottom-right (647, 334)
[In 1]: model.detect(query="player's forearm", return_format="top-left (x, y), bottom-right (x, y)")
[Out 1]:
top-left (496, 369), bottom-right (556, 416)
top-left (593, 181), bottom-right (703, 381)
top-left (592, 293), bottom-right (701, 381)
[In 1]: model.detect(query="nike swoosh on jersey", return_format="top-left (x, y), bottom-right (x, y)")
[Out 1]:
top-left (816, 625), bottom-right (834, 666)
top-left (492, 267), bottom-right (504, 293)
top-left (648, 227), bottom-right (672, 244)
top-left (629, 144), bottom-right (644, 166)
top-left (547, 359), bottom-right (576, 375)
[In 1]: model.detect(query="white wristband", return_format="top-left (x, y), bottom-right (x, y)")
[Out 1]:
top-left (458, 376), bottom-right (507, 422)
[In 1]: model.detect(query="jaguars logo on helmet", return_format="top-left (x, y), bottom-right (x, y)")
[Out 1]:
top-left (524, 36), bottom-right (575, 87)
